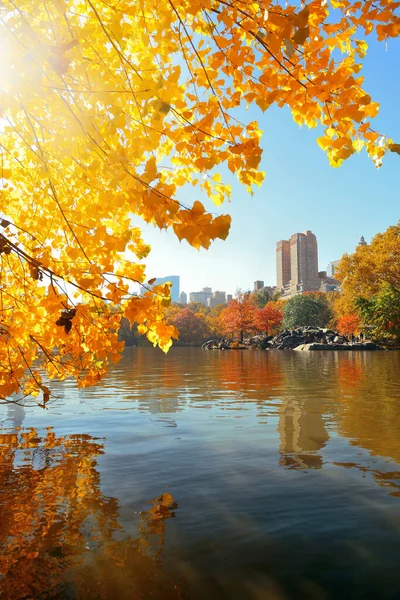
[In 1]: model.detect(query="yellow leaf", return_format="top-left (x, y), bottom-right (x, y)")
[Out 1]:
top-left (353, 139), bottom-right (364, 153)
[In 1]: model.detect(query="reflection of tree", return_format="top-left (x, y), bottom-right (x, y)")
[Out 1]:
top-left (335, 462), bottom-right (400, 498)
top-left (335, 352), bottom-right (400, 464)
top-left (216, 351), bottom-right (284, 401)
top-left (111, 348), bottom-right (186, 414)
top-left (0, 428), bottom-right (181, 600)
top-left (276, 352), bottom-right (400, 476)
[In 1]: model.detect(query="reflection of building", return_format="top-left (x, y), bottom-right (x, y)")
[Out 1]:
top-left (179, 291), bottom-right (187, 305)
top-left (278, 398), bottom-right (329, 470)
top-left (189, 287), bottom-right (212, 305)
top-left (277, 231), bottom-right (320, 296)
top-left (207, 291), bottom-right (226, 308)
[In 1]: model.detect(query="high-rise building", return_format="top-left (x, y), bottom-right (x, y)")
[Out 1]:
top-left (277, 231), bottom-right (319, 295)
top-left (207, 291), bottom-right (226, 308)
top-left (327, 260), bottom-right (341, 278)
top-left (189, 287), bottom-right (212, 305)
top-left (227, 294), bottom-right (233, 303)
top-left (254, 280), bottom-right (264, 292)
top-left (179, 291), bottom-right (187, 305)
top-left (276, 240), bottom-right (291, 290)
top-left (152, 276), bottom-right (180, 303)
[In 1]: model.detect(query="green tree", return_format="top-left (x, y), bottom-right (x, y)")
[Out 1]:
top-left (283, 294), bottom-right (332, 329)
top-left (355, 284), bottom-right (400, 341)
top-left (252, 288), bottom-right (272, 309)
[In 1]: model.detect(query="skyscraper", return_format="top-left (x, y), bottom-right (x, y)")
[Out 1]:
top-left (189, 287), bottom-right (212, 305)
top-left (179, 291), bottom-right (187, 305)
top-left (276, 239), bottom-right (291, 290)
top-left (276, 231), bottom-right (319, 295)
top-left (207, 291), bottom-right (226, 307)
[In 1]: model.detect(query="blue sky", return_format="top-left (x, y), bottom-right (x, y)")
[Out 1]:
top-left (141, 35), bottom-right (400, 297)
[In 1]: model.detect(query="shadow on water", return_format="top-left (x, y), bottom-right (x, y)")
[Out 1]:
top-left (1, 349), bottom-right (400, 599)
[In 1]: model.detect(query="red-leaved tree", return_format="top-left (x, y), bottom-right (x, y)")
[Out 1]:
top-left (219, 292), bottom-right (257, 342)
top-left (255, 302), bottom-right (284, 335)
top-left (337, 314), bottom-right (361, 337)
top-left (169, 308), bottom-right (210, 345)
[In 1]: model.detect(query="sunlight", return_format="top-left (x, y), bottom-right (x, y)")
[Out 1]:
top-left (0, 30), bottom-right (19, 92)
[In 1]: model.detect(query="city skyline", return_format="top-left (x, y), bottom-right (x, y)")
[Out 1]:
top-left (136, 33), bottom-right (399, 298)
top-left (153, 230), bottom-right (367, 300)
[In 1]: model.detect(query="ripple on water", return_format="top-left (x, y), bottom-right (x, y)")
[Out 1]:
top-left (1, 348), bottom-right (400, 599)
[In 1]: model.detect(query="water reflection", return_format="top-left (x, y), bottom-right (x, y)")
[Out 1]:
top-left (0, 427), bottom-right (181, 600)
top-left (1, 349), bottom-right (400, 599)
top-left (278, 399), bottom-right (329, 470)
top-left (108, 349), bottom-right (400, 472)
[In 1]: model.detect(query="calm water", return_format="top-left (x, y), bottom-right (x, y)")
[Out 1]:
top-left (1, 348), bottom-right (400, 600)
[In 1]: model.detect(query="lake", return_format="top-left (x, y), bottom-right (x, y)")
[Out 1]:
top-left (1, 348), bottom-right (400, 599)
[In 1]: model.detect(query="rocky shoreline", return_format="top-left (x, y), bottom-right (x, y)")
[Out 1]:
top-left (202, 326), bottom-right (383, 351)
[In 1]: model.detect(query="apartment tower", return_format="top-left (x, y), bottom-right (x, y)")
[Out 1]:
top-left (276, 240), bottom-right (291, 290)
top-left (276, 230), bottom-right (319, 295)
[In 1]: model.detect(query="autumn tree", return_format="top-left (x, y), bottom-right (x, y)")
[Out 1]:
top-left (356, 285), bottom-right (400, 340)
top-left (337, 314), bottom-right (361, 337)
top-left (283, 294), bottom-right (332, 328)
top-left (255, 301), bottom-right (284, 335)
top-left (219, 292), bottom-right (257, 341)
top-left (1, 1), bottom-right (400, 401)
top-left (337, 223), bottom-right (400, 298)
top-left (206, 303), bottom-right (227, 338)
top-left (168, 308), bottom-right (211, 345)
top-left (337, 222), bottom-right (400, 340)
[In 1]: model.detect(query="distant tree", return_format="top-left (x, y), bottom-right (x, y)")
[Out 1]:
top-left (219, 292), bottom-right (257, 342)
top-left (335, 222), bottom-right (400, 341)
top-left (283, 294), bottom-right (332, 328)
top-left (187, 302), bottom-right (207, 315)
top-left (169, 308), bottom-right (210, 345)
top-left (252, 288), bottom-right (272, 309)
top-left (255, 302), bottom-right (284, 335)
top-left (355, 284), bottom-right (400, 341)
top-left (118, 317), bottom-right (138, 347)
top-left (337, 222), bottom-right (400, 298)
top-left (337, 314), bottom-right (361, 337)
top-left (271, 290), bottom-right (283, 303)
top-left (205, 304), bottom-right (227, 339)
